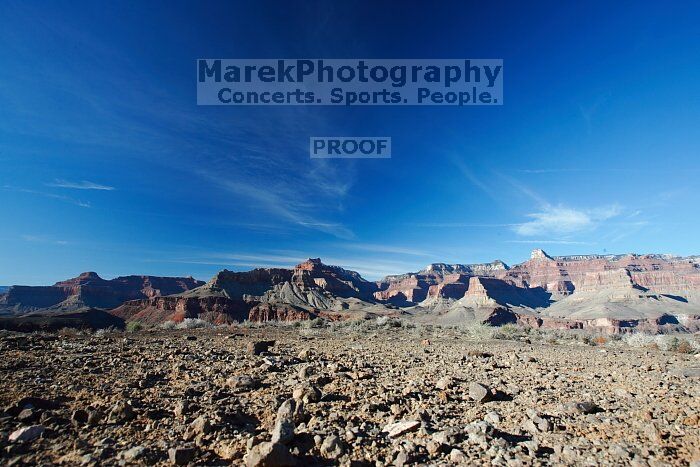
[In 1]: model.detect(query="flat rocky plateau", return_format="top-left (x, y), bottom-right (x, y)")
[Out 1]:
top-left (1, 326), bottom-right (699, 466)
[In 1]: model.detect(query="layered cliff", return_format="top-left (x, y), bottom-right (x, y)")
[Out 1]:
top-left (111, 258), bottom-right (389, 325)
top-left (0, 272), bottom-right (203, 315)
top-left (5, 249), bottom-right (700, 332)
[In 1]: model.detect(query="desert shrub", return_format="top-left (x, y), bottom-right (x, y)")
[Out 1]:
top-left (159, 320), bottom-right (177, 330)
top-left (462, 322), bottom-right (495, 340)
top-left (493, 323), bottom-right (520, 340)
top-left (126, 321), bottom-right (143, 333)
top-left (375, 316), bottom-right (389, 326)
top-left (58, 327), bottom-right (81, 337)
top-left (593, 336), bottom-right (608, 346)
top-left (94, 326), bottom-right (120, 337)
top-left (176, 318), bottom-right (212, 329)
top-left (622, 333), bottom-right (656, 348)
top-left (239, 320), bottom-right (257, 328)
top-left (649, 335), bottom-right (697, 353)
top-left (676, 340), bottom-right (694, 354)
top-left (375, 317), bottom-right (402, 328)
top-left (305, 317), bottom-right (326, 329)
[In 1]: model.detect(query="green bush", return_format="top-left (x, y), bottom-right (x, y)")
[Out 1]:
top-left (126, 321), bottom-right (143, 333)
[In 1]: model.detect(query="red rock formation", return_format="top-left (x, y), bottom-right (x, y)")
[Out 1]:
top-left (1, 273), bottom-right (203, 314)
top-left (110, 296), bottom-right (252, 325)
top-left (292, 258), bottom-right (377, 299)
top-left (376, 249), bottom-right (700, 307)
top-left (248, 303), bottom-right (316, 322)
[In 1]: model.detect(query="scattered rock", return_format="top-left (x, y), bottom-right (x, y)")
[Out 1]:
top-left (71, 409), bottom-right (89, 426)
top-left (185, 416), bottom-right (212, 440)
top-left (277, 399), bottom-right (305, 424)
top-left (320, 434), bottom-right (344, 459)
top-left (271, 416), bottom-right (295, 445)
top-left (227, 375), bottom-right (259, 390)
top-left (248, 341), bottom-right (275, 355)
top-left (168, 446), bottom-right (196, 465)
top-left (435, 376), bottom-right (452, 390)
top-left (173, 400), bottom-right (190, 418)
top-left (244, 442), bottom-right (296, 467)
top-left (382, 420), bottom-right (420, 438)
top-left (8, 425), bottom-right (45, 443)
top-left (292, 384), bottom-right (321, 403)
top-left (468, 382), bottom-right (491, 403)
top-left (484, 411), bottom-right (501, 425)
top-left (563, 401), bottom-right (602, 415)
top-left (107, 401), bottom-right (136, 423)
top-left (120, 445), bottom-right (148, 461)
top-left (449, 448), bottom-right (469, 463)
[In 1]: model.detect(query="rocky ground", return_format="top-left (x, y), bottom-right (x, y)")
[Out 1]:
top-left (1, 325), bottom-right (699, 466)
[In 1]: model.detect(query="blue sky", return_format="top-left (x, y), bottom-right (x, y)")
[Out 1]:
top-left (1, 1), bottom-right (699, 284)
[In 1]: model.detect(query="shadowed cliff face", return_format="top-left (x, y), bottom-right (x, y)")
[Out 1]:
top-left (376, 249), bottom-right (700, 307)
top-left (110, 259), bottom-right (384, 325)
top-left (0, 273), bottom-right (204, 314)
top-left (4, 250), bottom-right (700, 333)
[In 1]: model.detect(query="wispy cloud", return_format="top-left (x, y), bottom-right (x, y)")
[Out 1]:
top-left (449, 155), bottom-right (501, 203)
top-left (21, 234), bottom-right (69, 245)
top-left (506, 239), bottom-right (593, 245)
top-left (199, 170), bottom-right (355, 240)
top-left (337, 243), bottom-right (434, 257)
top-left (514, 204), bottom-right (621, 236)
top-left (145, 248), bottom-right (424, 281)
top-left (4, 185), bottom-right (90, 208)
top-left (46, 179), bottom-right (115, 190)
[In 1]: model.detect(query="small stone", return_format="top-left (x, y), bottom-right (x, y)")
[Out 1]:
top-left (71, 409), bottom-right (89, 426)
top-left (277, 399), bottom-right (304, 424)
top-left (168, 446), bottom-right (196, 465)
top-left (248, 340), bottom-right (275, 356)
top-left (8, 425), bottom-right (45, 443)
top-left (382, 420), bottom-right (420, 438)
top-left (297, 365), bottom-right (314, 379)
top-left (426, 440), bottom-right (445, 455)
top-left (468, 382), bottom-right (490, 403)
top-left (121, 445), bottom-right (147, 461)
top-left (244, 442), bottom-right (296, 467)
top-left (431, 431), bottom-right (453, 445)
top-left (108, 401), bottom-right (136, 423)
top-left (292, 384), bottom-right (321, 403)
top-left (435, 376), bottom-right (452, 390)
top-left (227, 375), bottom-right (259, 390)
top-left (522, 440), bottom-right (539, 456)
top-left (563, 401), bottom-right (601, 415)
top-left (271, 417), bottom-right (295, 445)
top-left (185, 416), bottom-right (212, 440)
top-left (449, 449), bottom-right (468, 463)
top-left (320, 435), bottom-right (343, 459)
top-left (17, 408), bottom-right (37, 422)
top-left (87, 410), bottom-right (102, 425)
top-left (174, 401), bottom-right (190, 418)
top-left (484, 411), bottom-right (501, 425)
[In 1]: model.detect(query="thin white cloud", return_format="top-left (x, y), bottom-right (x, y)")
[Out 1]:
top-left (21, 234), bottom-right (69, 245)
top-left (514, 204), bottom-right (621, 236)
top-left (337, 243), bottom-right (433, 257)
top-left (47, 179), bottom-right (115, 190)
top-left (506, 239), bottom-right (593, 245)
top-left (4, 185), bottom-right (91, 208)
top-left (410, 222), bottom-right (518, 228)
top-left (199, 170), bottom-right (355, 240)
